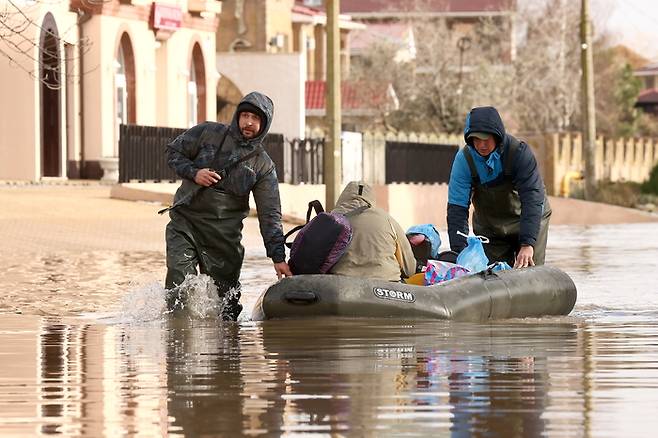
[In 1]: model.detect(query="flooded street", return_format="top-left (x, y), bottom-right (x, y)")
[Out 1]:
top-left (1, 186), bottom-right (658, 436)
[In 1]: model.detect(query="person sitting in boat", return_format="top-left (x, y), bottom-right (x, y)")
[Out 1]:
top-left (447, 106), bottom-right (552, 268)
top-left (330, 181), bottom-right (416, 282)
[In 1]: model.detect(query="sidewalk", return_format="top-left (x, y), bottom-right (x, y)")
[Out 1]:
top-left (0, 183), bottom-right (266, 254)
top-left (110, 181), bottom-right (658, 227)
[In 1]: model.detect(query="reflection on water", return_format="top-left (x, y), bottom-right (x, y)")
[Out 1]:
top-left (548, 223), bottom-right (658, 313)
top-left (1, 224), bottom-right (658, 435)
top-left (2, 315), bottom-right (658, 436)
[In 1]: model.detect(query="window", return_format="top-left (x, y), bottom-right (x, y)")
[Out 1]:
top-left (188, 43), bottom-right (206, 125)
top-left (187, 62), bottom-right (198, 128)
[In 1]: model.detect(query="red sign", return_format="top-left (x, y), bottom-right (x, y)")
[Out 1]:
top-left (151, 3), bottom-right (182, 31)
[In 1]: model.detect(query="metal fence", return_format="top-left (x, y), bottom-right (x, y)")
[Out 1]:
top-left (118, 124), bottom-right (184, 183)
top-left (385, 141), bottom-right (459, 184)
top-left (118, 124), bottom-right (459, 185)
top-left (118, 124), bottom-right (286, 183)
top-left (288, 138), bottom-right (324, 184)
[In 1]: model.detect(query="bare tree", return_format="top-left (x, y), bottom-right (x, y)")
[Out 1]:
top-left (511, 0), bottom-right (582, 133)
top-left (349, 7), bottom-right (513, 134)
top-left (348, 0), bottom-right (598, 135)
top-left (0, 0), bottom-right (100, 89)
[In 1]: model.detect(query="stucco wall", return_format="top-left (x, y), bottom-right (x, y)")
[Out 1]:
top-left (83, 15), bottom-right (159, 160)
top-left (262, 183), bottom-right (450, 232)
top-left (1, 1), bottom-right (217, 181)
top-left (217, 0), bottom-right (294, 53)
top-left (156, 29), bottom-right (217, 129)
top-left (0, 4), bottom-right (79, 180)
top-left (0, 22), bottom-right (39, 180)
top-left (217, 52), bottom-right (305, 138)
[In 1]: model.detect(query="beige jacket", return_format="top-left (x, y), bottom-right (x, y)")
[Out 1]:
top-left (330, 182), bottom-right (416, 281)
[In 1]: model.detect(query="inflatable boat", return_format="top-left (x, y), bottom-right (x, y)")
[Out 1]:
top-left (251, 265), bottom-right (576, 322)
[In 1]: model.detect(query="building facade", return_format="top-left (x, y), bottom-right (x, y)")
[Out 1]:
top-left (0, 0), bottom-right (220, 180)
top-left (215, 0), bottom-right (361, 138)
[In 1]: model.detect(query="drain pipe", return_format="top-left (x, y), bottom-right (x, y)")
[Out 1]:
top-left (77, 10), bottom-right (92, 178)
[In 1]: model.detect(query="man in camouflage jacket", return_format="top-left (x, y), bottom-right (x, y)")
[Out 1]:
top-left (165, 91), bottom-right (292, 320)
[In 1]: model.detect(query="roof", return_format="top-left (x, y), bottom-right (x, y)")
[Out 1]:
top-left (292, 3), bottom-right (365, 29)
top-left (339, 0), bottom-right (515, 15)
top-left (637, 88), bottom-right (658, 105)
top-left (305, 80), bottom-right (393, 112)
top-left (636, 62), bottom-right (658, 77)
top-left (350, 22), bottom-right (413, 51)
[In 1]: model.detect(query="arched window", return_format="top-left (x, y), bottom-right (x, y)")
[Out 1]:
top-left (188, 43), bottom-right (206, 127)
top-left (115, 33), bottom-right (135, 154)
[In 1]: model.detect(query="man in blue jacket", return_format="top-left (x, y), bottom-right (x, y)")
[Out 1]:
top-left (447, 106), bottom-right (552, 268)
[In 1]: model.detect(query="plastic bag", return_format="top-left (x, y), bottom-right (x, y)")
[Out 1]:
top-left (424, 260), bottom-right (471, 285)
top-left (456, 232), bottom-right (489, 273)
top-left (489, 261), bottom-right (512, 272)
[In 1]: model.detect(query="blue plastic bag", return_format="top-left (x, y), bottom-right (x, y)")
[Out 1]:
top-left (456, 232), bottom-right (489, 273)
top-left (489, 261), bottom-right (512, 272)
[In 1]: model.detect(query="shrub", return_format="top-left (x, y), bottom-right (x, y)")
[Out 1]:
top-left (593, 180), bottom-right (642, 208)
top-left (641, 163), bottom-right (658, 195)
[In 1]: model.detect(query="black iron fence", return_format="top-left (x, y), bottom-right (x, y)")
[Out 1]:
top-left (118, 124), bottom-right (458, 185)
top-left (119, 124), bottom-right (184, 183)
top-left (385, 141), bottom-right (459, 184)
top-left (118, 124), bottom-right (286, 183)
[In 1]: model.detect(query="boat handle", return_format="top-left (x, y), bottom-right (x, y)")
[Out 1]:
top-left (284, 290), bottom-right (318, 305)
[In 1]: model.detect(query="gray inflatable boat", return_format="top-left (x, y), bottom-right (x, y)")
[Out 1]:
top-left (252, 265), bottom-right (576, 322)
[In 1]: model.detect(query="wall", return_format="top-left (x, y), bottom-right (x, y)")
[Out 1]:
top-left (155, 28), bottom-right (217, 128)
top-left (0, 1), bottom-right (217, 181)
top-left (217, 0), bottom-right (295, 53)
top-left (255, 183), bottom-right (451, 231)
top-left (217, 52), bottom-right (305, 138)
top-left (0, 3), bottom-right (80, 180)
top-left (532, 133), bottom-right (658, 196)
top-left (358, 131), bottom-right (462, 185)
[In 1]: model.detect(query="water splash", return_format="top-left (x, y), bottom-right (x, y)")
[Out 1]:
top-left (169, 274), bottom-right (222, 319)
top-left (113, 273), bottom-right (238, 323)
top-left (117, 281), bottom-right (168, 323)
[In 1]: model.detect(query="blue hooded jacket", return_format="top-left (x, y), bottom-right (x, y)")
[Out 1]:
top-left (447, 106), bottom-right (546, 252)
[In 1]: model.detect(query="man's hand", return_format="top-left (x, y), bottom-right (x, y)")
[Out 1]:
top-left (514, 245), bottom-right (535, 269)
top-left (274, 262), bottom-right (293, 279)
top-left (194, 168), bottom-right (221, 187)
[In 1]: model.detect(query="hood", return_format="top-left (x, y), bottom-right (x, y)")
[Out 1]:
top-left (230, 91), bottom-right (274, 143)
top-left (333, 181), bottom-right (375, 214)
top-left (406, 223), bottom-right (441, 259)
top-left (463, 106), bottom-right (506, 147)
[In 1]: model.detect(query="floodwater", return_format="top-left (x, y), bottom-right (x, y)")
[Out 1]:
top-left (1, 223), bottom-right (658, 436)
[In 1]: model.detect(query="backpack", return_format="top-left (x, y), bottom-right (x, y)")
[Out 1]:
top-left (284, 200), bottom-right (366, 275)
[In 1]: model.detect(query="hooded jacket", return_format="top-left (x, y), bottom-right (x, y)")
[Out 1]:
top-left (447, 106), bottom-right (547, 252)
top-left (330, 181), bottom-right (416, 281)
top-left (166, 92), bottom-right (286, 263)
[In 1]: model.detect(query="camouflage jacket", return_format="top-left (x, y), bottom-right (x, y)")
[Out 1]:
top-left (166, 92), bottom-right (286, 263)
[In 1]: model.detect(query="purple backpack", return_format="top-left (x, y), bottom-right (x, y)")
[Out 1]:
top-left (285, 200), bottom-right (366, 275)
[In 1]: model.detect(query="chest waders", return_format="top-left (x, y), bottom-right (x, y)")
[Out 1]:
top-left (165, 189), bottom-right (249, 291)
top-left (463, 140), bottom-right (552, 267)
